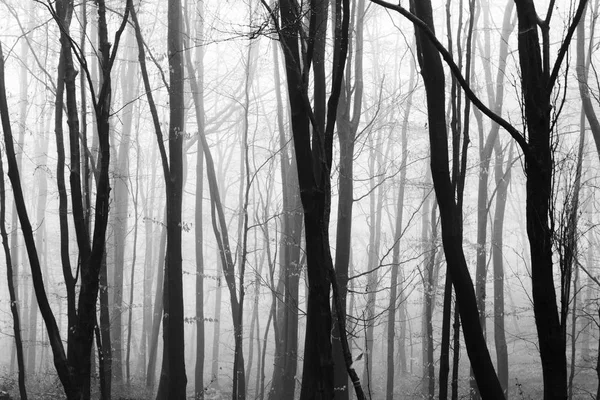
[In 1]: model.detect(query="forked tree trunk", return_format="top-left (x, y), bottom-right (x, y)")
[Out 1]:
top-left (274, 0), bottom-right (366, 397)
top-left (1, 0), bottom-right (129, 395)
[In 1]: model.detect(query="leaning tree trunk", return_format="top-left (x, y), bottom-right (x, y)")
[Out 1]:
top-left (0, 39), bottom-right (73, 398)
top-left (0, 123), bottom-right (27, 400)
top-left (410, 1), bottom-right (505, 398)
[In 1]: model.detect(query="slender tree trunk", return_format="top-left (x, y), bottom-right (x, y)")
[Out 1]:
top-left (139, 144), bottom-right (157, 378)
top-left (363, 132), bottom-right (386, 392)
top-left (439, 271), bottom-right (452, 400)
top-left (1, 39), bottom-right (73, 397)
top-left (269, 39), bottom-right (302, 400)
top-left (211, 258), bottom-right (222, 388)
top-left (386, 59), bottom-right (412, 400)
top-left (147, 220), bottom-right (166, 389)
top-left (125, 136), bottom-right (141, 386)
top-left (333, 0), bottom-right (364, 397)
top-left (0, 122), bottom-right (27, 400)
top-left (492, 140), bottom-right (513, 397)
top-left (576, 2), bottom-right (600, 162)
top-left (112, 29), bottom-right (136, 386)
top-left (451, 301), bottom-right (460, 400)
top-left (28, 126), bottom-right (48, 379)
top-left (184, 0), bottom-right (206, 396)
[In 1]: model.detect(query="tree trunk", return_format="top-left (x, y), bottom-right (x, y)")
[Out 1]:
top-left (386, 57), bottom-right (412, 400)
top-left (275, 0), bottom-right (359, 397)
top-left (0, 120), bottom-right (27, 400)
top-left (28, 125), bottom-right (48, 379)
top-left (410, 1), bottom-right (504, 397)
top-left (576, 2), bottom-right (600, 162)
top-left (333, 0), bottom-right (365, 396)
top-left (0, 39), bottom-right (73, 397)
top-left (112, 29), bottom-right (136, 386)
top-left (514, 2), bottom-right (583, 398)
top-left (156, 1), bottom-right (188, 396)
top-left (269, 38), bottom-right (303, 400)
top-left (184, 0), bottom-right (206, 396)
top-left (211, 257), bottom-right (222, 388)
top-left (147, 220), bottom-right (166, 389)
top-left (139, 144), bottom-right (157, 378)
top-left (125, 135), bottom-right (141, 386)
top-left (491, 139), bottom-right (514, 397)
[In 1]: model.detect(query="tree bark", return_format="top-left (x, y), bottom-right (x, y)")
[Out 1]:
top-left (0, 114), bottom-right (27, 400)
top-left (492, 140), bottom-right (514, 397)
top-left (333, 0), bottom-right (364, 396)
top-left (156, 1), bottom-right (188, 396)
top-left (410, 1), bottom-right (505, 398)
top-left (0, 39), bottom-right (72, 397)
top-left (111, 29), bottom-right (136, 386)
top-left (184, 0), bottom-right (206, 396)
top-left (576, 2), bottom-right (600, 162)
top-left (386, 55), bottom-right (413, 400)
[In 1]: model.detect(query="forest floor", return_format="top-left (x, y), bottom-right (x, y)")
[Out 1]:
top-left (0, 360), bottom-right (598, 399)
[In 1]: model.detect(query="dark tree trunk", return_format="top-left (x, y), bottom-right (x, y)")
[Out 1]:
top-left (410, 1), bottom-right (504, 398)
top-left (439, 272), bottom-right (452, 400)
top-left (0, 39), bottom-right (72, 398)
top-left (156, 1), bottom-right (188, 397)
top-left (451, 301), bottom-right (460, 400)
top-left (514, 2), bottom-right (572, 398)
top-left (268, 38), bottom-right (302, 400)
top-left (274, 0), bottom-right (364, 398)
top-left (333, 0), bottom-right (365, 396)
top-left (0, 124), bottom-right (27, 400)
top-left (492, 141), bottom-right (513, 397)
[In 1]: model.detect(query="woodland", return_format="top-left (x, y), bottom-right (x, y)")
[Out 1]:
top-left (0, 0), bottom-right (598, 399)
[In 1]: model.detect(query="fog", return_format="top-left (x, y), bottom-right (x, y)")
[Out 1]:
top-left (0, 0), bottom-right (598, 399)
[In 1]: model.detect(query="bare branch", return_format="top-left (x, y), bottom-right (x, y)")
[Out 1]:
top-left (369, 0), bottom-right (530, 155)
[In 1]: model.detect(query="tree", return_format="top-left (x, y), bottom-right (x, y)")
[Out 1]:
top-left (1, 0), bottom-right (130, 397)
top-left (0, 67), bottom-right (27, 399)
top-left (370, 0), bottom-right (588, 397)
top-left (183, 0), bottom-right (206, 397)
top-left (264, 0), bottom-right (365, 397)
top-left (369, 0), bottom-right (505, 397)
top-left (268, 38), bottom-right (303, 400)
top-left (152, 0), bottom-right (188, 396)
top-left (386, 56), bottom-right (414, 400)
top-left (333, 0), bottom-right (365, 397)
